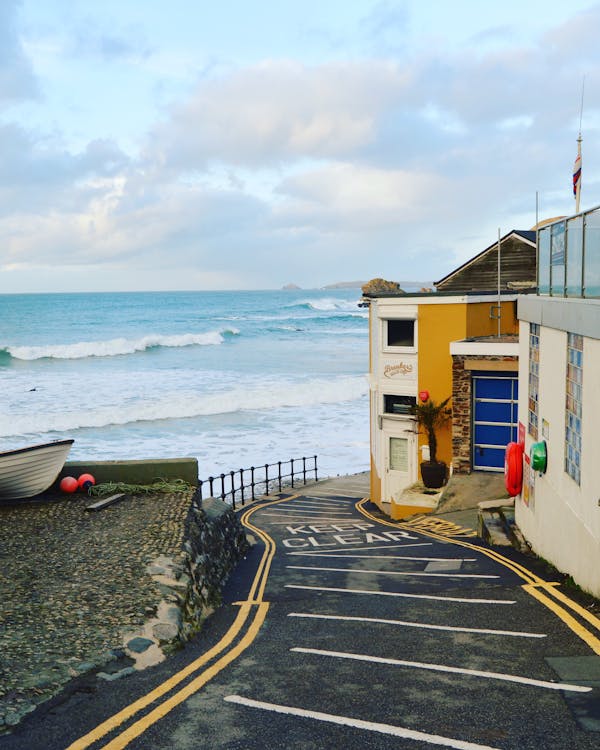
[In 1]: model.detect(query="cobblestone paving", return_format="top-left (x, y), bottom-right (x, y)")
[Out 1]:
top-left (0, 490), bottom-right (193, 728)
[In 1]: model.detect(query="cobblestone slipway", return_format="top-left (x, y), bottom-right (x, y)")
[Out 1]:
top-left (0, 489), bottom-right (229, 730)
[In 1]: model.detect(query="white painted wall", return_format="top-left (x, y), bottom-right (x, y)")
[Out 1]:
top-left (369, 299), bottom-right (420, 499)
top-left (516, 319), bottom-right (600, 598)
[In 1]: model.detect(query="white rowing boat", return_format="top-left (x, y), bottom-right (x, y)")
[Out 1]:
top-left (0, 439), bottom-right (74, 500)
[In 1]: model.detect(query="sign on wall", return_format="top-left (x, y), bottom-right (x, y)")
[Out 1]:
top-left (382, 358), bottom-right (417, 380)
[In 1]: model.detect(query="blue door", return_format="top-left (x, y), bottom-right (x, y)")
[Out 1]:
top-left (472, 373), bottom-right (518, 471)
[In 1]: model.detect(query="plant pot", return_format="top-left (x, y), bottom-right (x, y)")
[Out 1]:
top-left (420, 461), bottom-right (447, 489)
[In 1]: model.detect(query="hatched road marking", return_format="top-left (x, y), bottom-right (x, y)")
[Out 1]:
top-left (287, 612), bottom-right (547, 638)
top-left (285, 583), bottom-right (516, 604)
top-left (291, 647), bottom-right (592, 693)
top-left (224, 695), bottom-right (504, 750)
top-left (286, 563), bottom-right (499, 579)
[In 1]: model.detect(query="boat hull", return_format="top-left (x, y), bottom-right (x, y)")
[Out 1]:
top-left (0, 440), bottom-right (74, 500)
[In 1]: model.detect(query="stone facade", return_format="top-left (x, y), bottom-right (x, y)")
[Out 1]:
top-left (451, 356), bottom-right (473, 474)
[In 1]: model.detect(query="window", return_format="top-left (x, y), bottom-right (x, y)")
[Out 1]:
top-left (584, 209), bottom-right (600, 298)
top-left (566, 215), bottom-right (583, 297)
top-left (384, 394), bottom-right (416, 415)
top-left (386, 319), bottom-right (415, 347)
top-left (528, 323), bottom-right (540, 440)
top-left (538, 228), bottom-right (550, 295)
top-left (389, 437), bottom-right (409, 471)
top-left (565, 333), bottom-right (583, 484)
top-left (550, 221), bottom-right (566, 296)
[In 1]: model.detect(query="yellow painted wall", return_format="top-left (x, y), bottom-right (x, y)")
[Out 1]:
top-left (417, 303), bottom-right (467, 467)
top-left (466, 300), bottom-right (518, 337)
top-left (370, 453), bottom-right (381, 507)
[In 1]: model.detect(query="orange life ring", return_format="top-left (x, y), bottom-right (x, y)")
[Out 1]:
top-left (504, 441), bottom-right (524, 496)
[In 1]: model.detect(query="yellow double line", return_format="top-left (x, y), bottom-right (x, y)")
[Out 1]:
top-left (356, 498), bottom-right (600, 656)
top-left (67, 495), bottom-right (293, 750)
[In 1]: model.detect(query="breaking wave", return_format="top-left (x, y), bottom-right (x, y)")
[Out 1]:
top-left (1, 329), bottom-right (239, 361)
top-left (1, 375), bottom-right (368, 436)
top-left (288, 298), bottom-right (361, 313)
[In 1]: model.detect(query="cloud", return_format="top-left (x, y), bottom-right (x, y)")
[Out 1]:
top-left (275, 161), bottom-right (449, 230)
top-left (3, 3), bottom-right (600, 292)
top-left (146, 59), bottom-right (411, 169)
top-left (66, 17), bottom-right (153, 62)
top-left (0, 0), bottom-right (38, 104)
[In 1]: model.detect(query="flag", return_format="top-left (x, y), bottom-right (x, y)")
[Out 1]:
top-left (573, 152), bottom-right (582, 197)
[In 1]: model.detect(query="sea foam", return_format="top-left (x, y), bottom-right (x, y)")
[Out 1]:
top-left (2, 329), bottom-right (239, 361)
top-left (0, 375), bottom-right (368, 437)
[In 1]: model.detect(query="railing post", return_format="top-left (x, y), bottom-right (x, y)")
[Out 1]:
top-left (199, 455), bottom-right (318, 504)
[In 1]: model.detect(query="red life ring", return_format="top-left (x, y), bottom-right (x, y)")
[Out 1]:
top-left (504, 442), bottom-right (524, 496)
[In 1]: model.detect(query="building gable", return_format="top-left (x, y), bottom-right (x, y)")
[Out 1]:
top-left (435, 231), bottom-right (536, 293)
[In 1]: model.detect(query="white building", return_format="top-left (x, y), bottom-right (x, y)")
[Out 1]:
top-left (516, 207), bottom-right (600, 597)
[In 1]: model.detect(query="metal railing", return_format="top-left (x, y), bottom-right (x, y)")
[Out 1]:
top-left (197, 455), bottom-right (318, 509)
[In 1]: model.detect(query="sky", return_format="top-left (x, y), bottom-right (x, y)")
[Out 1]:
top-left (1, 0), bottom-right (599, 293)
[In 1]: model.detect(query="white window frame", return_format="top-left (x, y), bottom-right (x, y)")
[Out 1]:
top-left (382, 317), bottom-right (418, 354)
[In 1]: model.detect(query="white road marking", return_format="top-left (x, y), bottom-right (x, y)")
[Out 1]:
top-left (287, 564), bottom-right (499, 580)
top-left (285, 584), bottom-right (515, 604)
top-left (262, 507), bottom-right (353, 516)
top-left (265, 518), bottom-right (359, 524)
top-left (287, 542), bottom-right (434, 554)
top-left (287, 612), bottom-right (547, 638)
top-left (224, 695), bottom-right (503, 750)
top-left (287, 553), bottom-right (476, 562)
top-left (287, 502), bottom-right (353, 509)
top-left (291, 648), bottom-right (592, 693)
top-left (299, 496), bottom-right (353, 504)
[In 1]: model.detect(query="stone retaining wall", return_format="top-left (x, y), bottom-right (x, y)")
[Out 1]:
top-left (136, 495), bottom-right (249, 659)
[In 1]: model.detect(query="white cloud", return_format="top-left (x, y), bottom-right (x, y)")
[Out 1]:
top-left (0, 0), bottom-right (38, 105)
top-left (2, 3), bottom-right (600, 292)
top-left (146, 59), bottom-right (411, 169)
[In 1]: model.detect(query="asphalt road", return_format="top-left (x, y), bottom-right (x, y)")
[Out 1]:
top-left (3, 488), bottom-right (600, 750)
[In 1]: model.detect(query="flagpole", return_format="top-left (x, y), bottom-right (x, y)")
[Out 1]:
top-left (575, 132), bottom-right (582, 214)
top-left (575, 77), bottom-right (585, 213)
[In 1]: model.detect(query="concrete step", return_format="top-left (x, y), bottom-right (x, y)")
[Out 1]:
top-left (477, 499), bottom-right (530, 553)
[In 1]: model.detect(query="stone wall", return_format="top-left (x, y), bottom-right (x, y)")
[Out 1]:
top-left (135, 494), bottom-right (250, 658)
top-left (451, 356), bottom-right (473, 473)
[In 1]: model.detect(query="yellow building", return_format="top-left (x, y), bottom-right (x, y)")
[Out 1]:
top-left (367, 291), bottom-right (519, 519)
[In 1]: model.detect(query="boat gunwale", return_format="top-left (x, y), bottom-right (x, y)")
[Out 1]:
top-left (0, 439), bottom-right (74, 460)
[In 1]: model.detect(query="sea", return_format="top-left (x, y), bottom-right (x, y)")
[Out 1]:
top-left (0, 290), bottom-right (370, 481)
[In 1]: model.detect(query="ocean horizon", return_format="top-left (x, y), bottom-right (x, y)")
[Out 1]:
top-left (0, 289), bottom-right (370, 480)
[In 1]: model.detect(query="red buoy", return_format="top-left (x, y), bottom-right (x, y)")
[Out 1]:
top-left (78, 473), bottom-right (96, 490)
top-left (504, 442), bottom-right (524, 497)
top-left (60, 476), bottom-right (78, 493)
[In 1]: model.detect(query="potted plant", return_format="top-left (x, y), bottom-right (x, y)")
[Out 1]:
top-left (412, 395), bottom-right (452, 489)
